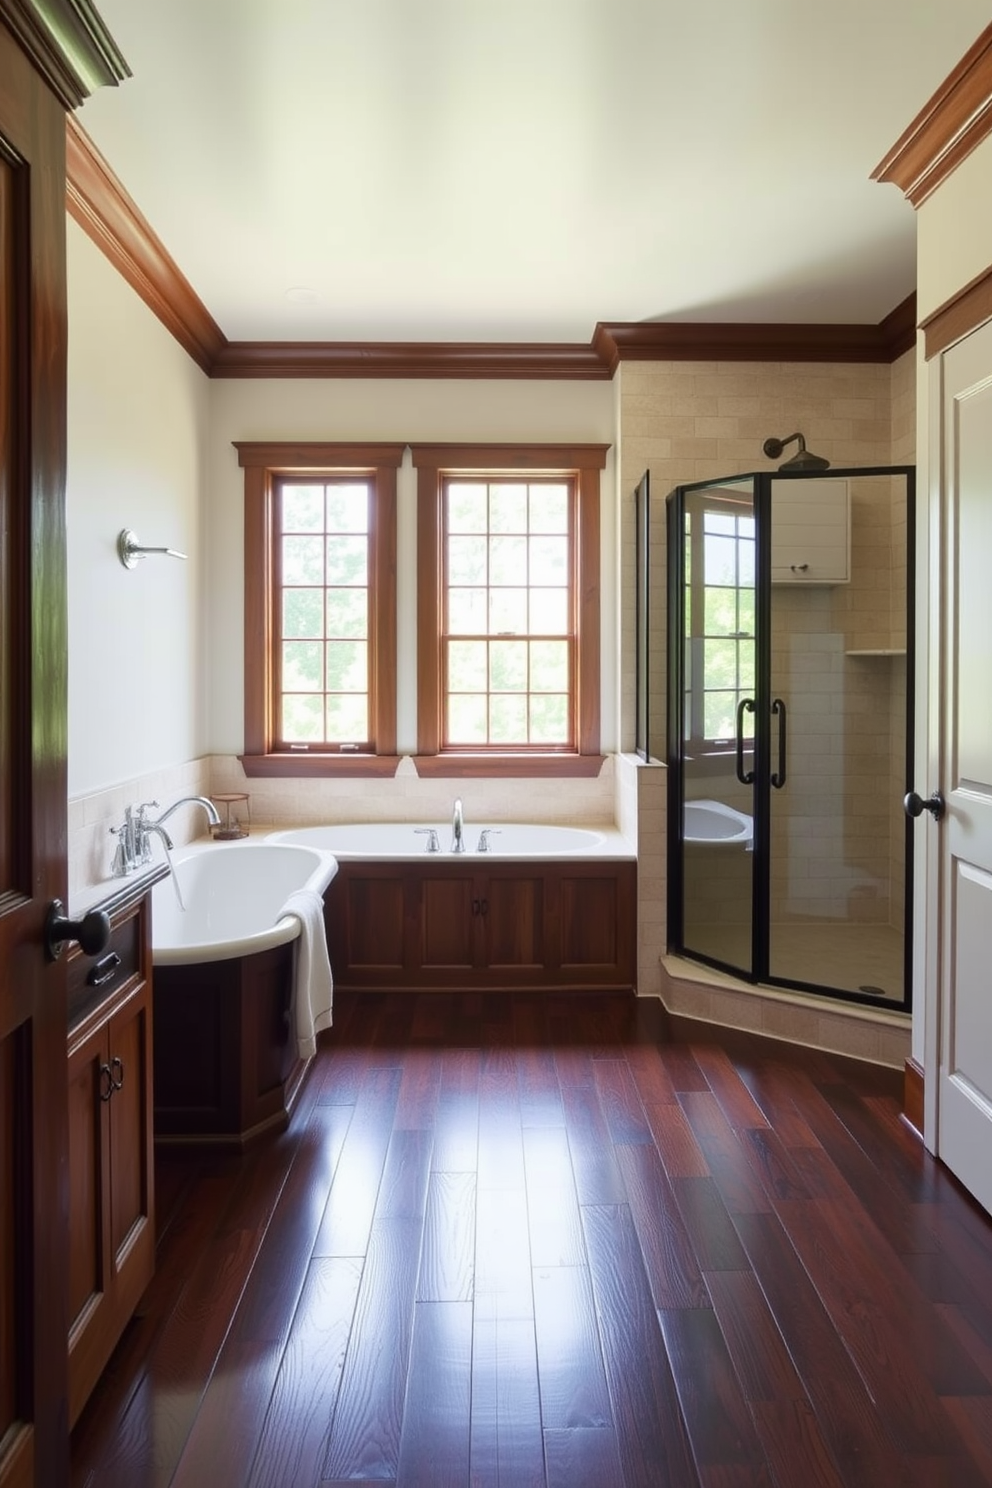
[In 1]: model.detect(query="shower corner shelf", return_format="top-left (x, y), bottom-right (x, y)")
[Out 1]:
top-left (845, 647), bottom-right (907, 656)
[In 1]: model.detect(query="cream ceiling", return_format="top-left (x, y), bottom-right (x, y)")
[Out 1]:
top-left (75, 0), bottom-right (992, 344)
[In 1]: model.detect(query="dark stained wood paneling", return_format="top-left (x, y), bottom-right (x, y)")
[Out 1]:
top-left (0, 1035), bottom-right (16, 1445)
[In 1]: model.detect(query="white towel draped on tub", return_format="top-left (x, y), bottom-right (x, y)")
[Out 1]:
top-left (280, 888), bottom-right (334, 1059)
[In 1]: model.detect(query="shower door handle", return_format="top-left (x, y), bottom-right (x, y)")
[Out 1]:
top-left (735, 699), bottom-right (755, 785)
top-left (771, 698), bottom-right (787, 789)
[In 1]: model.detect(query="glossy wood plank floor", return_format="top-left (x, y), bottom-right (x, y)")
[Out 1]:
top-left (71, 991), bottom-right (992, 1488)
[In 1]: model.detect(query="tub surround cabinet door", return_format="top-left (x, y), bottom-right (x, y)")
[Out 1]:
top-left (66, 899), bottom-right (155, 1428)
top-left (325, 861), bottom-right (636, 991)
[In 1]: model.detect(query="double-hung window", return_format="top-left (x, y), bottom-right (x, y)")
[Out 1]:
top-left (413, 443), bottom-right (607, 776)
top-left (684, 494), bottom-right (756, 751)
top-left (236, 442), bottom-right (404, 776)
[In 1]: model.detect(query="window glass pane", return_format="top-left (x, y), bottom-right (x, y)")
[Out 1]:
top-left (530, 484), bottom-right (568, 532)
top-left (705, 692), bottom-right (738, 741)
top-left (490, 694), bottom-right (527, 743)
top-left (530, 694), bottom-right (568, 742)
top-left (283, 588), bottom-right (323, 639)
top-left (448, 535), bottom-right (487, 585)
top-left (740, 647), bottom-right (755, 689)
top-left (529, 535), bottom-right (567, 586)
top-left (448, 588), bottom-right (487, 635)
top-left (529, 588), bottom-right (567, 635)
top-left (326, 588), bottom-right (367, 638)
top-left (326, 484), bottom-right (368, 533)
top-left (326, 693), bottom-right (368, 741)
top-left (282, 486), bottom-right (324, 532)
top-left (282, 694), bottom-right (324, 741)
top-left (738, 514), bottom-right (755, 539)
top-left (704, 534), bottom-right (738, 585)
top-left (448, 640), bottom-right (487, 691)
top-left (283, 640), bottom-right (322, 690)
top-left (489, 483), bottom-right (527, 533)
top-left (490, 535), bottom-right (527, 587)
top-left (738, 538), bottom-right (756, 587)
top-left (738, 589), bottom-right (756, 634)
top-left (283, 535), bottom-right (324, 585)
top-left (326, 535), bottom-right (367, 587)
top-left (704, 513), bottom-right (736, 535)
top-left (704, 639), bottom-right (738, 689)
top-left (703, 586), bottom-right (738, 635)
top-left (489, 588), bottom-right (528, 635)
top-left (326, 640), bottom-right (367, 692)
top-left (490, 640), bottom-right (527, 691)
top-left (448, 693), bottom-right (487, 744)
top-left (530, 640), bottom-right (568, 692)
top-left (447, 482), bottom-right (488, 533)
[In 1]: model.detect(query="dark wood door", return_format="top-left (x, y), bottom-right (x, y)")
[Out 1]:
top-left (0, 24), bottom-right (71, 1488)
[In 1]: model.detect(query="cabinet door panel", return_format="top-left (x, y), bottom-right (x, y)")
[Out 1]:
top-left (484, 874), bottom-right (544, 969)
top-left (344, 874), bottom-right (406, 968)
top-left (108, 986), bottom-right (153, 1268)
top-left (422, 877), bottom-right (476, 968)
top-left (66, 1026), bottom-right (109, 1334)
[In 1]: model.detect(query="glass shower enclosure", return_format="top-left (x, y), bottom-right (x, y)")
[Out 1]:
top-left (664, 466), bottom-right (914, 1010)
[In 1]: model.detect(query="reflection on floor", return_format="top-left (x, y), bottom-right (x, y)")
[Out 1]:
top-left (682, 920), bottom-right (905, 1002)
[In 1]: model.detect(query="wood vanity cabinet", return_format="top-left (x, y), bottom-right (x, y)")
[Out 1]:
top-left (771, 477), bottom-right (850, 584)
top-left (324, 859), bottom-right (637, 992)
top-left (66, 888), bottom-right (156, 1427)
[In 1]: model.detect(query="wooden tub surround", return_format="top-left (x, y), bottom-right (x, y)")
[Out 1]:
top-left (324, 857), bottom-right (638, 993)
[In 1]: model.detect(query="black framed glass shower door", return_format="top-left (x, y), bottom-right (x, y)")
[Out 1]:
top-left (667, 468), bottom-right (913, 1011)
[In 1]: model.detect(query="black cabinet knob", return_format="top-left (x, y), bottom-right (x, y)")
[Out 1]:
top-left (44, 900), bottom-right (111, 961)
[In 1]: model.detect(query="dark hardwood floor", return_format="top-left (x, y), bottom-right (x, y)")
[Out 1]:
top-left (70, 991), bottom-right (992, 1487)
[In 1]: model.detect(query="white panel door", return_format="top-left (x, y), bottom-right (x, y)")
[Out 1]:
top-left (937, 319), bottom-right (992, 1214)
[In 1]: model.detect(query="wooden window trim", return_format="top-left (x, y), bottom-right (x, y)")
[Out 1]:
top-left (235, 441), bottom-right (404, 778)
top-left (412, 442), bottom-right (607, 778)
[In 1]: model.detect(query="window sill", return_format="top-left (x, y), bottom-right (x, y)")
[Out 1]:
top-left (239, 754), bottom-right (402, 779)
top-left (412, 754), bottom-right (606, 779)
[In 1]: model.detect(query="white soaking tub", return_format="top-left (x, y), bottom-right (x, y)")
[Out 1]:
top-left (267, 821), bottom-right (633, 859)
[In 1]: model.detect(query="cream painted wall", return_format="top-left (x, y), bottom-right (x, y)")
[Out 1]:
top-left (917, 130), bottom-right (992, 319)
top-left (205, 378), bottom-right (618, 758)
top-left (66, 220), bottom-right (211, 797)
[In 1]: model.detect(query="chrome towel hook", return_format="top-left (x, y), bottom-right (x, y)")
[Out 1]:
top-left (117, 528), bottom-right (188, 569)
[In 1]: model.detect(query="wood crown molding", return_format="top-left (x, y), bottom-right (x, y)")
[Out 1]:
top-left (64, 116), bottom-right (916, 377)
top-left (234, 441), bottom-right (407, 470)
top-left (0, 0), bottom-right (129, 109)
top-left (213, 339), bottom-right (609, 380)
top-left (66, 116), bottom-right (226, 373)
top-left (920, 260), bottom-right (992, 359)
top-left (872, 22), bottom-right (992, 206)
top-left (594, 300), bottom-right (916, 368)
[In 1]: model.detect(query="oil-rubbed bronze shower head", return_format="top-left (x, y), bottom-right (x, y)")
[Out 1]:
top-left (762, 432), bottom-right (830, 470)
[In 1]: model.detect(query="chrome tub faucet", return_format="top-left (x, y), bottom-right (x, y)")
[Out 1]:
top-left (111, 795), bottom-right (221, 875)
top-left (452, 797), bottom-right (465, 853)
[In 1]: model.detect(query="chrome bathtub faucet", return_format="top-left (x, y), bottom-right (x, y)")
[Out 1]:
top-left (111, 795), bottom-right (221, 875)
top-left (477, 828), bottom-right (501, 853)
top-left (452, 797), bottom-right (465, 853)
top-left (414, 827), bottom-right (440, 853)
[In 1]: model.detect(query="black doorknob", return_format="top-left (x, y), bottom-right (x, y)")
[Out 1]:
top-left (44, 900), bottom-right (111, 961)
top-left (903, 791), bottom-right (945, 822)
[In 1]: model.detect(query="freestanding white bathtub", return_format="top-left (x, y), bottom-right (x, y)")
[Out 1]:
top-left (151, 839), bottom-right (338, 1149)
top-left (268, 821), bottom-right (634, 859)
top-left (151, 840), bottom-right (338, 965)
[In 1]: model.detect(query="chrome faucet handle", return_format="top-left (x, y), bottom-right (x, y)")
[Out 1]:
top-left (414, 827), bottom-right (440, 853)
top-left (477, 828), bottom-right (501, 853)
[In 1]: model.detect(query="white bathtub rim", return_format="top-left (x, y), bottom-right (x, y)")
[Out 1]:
top-left (151, 838), bottom-right (338, 966)
top-left (266, 821), bottom-right (634, 860)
